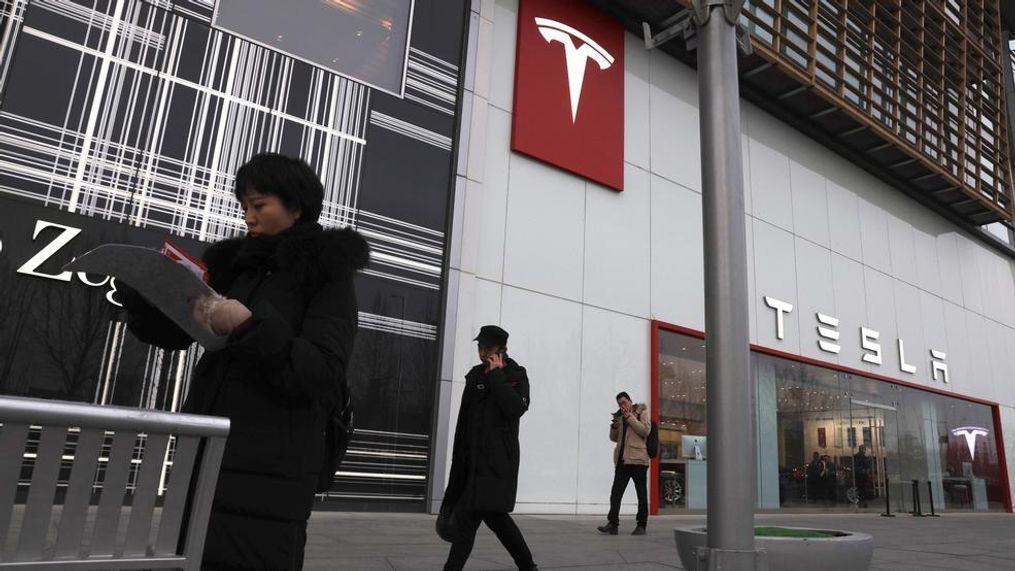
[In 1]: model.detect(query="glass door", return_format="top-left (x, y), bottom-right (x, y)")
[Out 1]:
top-left (846, 397), bottom-right (900, 510)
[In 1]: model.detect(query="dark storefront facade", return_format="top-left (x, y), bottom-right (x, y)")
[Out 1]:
top-left (0, 0), bottom-right (471, 511)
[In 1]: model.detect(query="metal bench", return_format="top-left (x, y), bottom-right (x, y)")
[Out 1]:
top-left (0, 395), bottom-right (229, 570)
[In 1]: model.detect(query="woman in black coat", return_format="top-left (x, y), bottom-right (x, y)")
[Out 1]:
top-left (439, 326), bottom-right (537, 571)
top-left (121, 153), bottom-right (368, 570)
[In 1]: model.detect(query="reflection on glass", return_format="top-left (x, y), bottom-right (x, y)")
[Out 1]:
top-left (657, 332), bottom-right (706, 511)
top-left (656, 328), bottom-right (1006, 512)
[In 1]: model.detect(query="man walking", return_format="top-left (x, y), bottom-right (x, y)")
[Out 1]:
top-left (438, 325), bottom-right (538, 571)
top-left (598, 392), bottom-right (651, 535)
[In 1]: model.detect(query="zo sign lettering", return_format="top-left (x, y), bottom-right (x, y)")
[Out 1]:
top-left (9, 219), bottom-right (123, 306)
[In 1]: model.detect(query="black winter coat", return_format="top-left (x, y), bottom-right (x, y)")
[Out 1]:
top-left (444, 357), bottom-right (530, 514)
top-left (124, 222), bottom-right (367, 523)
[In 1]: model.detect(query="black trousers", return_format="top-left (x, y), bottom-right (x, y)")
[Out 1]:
top-left (607, 464), bottom-right (648, 526)
top-left (200, 509), bottom-right (307, 570)
top-left (443, 510), bottom-right (535, 570)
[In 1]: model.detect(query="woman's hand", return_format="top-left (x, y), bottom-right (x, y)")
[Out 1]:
top-left (485, 352), bottom-right (505, 373)
top-left (210, 299), bottom-right (252, 336)
top-left (193, 294), bottom-right (252, 336)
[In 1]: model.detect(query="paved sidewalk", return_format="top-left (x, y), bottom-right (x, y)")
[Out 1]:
top-left (303, 511), bottom-right (1015, 570)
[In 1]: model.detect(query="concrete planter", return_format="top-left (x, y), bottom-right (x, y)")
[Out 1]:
top-left (674, 526), bottom-right (873, 571)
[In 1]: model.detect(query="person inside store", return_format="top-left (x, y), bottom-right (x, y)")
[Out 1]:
top-left (119, 153), bottom-right (368, 570)
top-left (436, 325), bottom-right (538, 571)
top-left (822, 454), bottom-right (837, 505)
top-left (597, 391), bottom-right (651, 535)
top-left (853, 445), bottom-right (872, 508)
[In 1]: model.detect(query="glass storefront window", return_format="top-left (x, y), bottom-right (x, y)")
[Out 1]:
top-left (655, 327), bottom-right (1007, 512)
top-left (657, 332), bottom-right (706, 511)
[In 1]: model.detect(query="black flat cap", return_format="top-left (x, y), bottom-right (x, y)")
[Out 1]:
top-left (474, 325), bottom-right (509, 348)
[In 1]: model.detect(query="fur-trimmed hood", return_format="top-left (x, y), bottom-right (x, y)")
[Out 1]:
top-left (202, 222), bottom-right (369, 293)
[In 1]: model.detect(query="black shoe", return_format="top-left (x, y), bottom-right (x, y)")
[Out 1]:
top-left (597, 523), bottom-right (618, 535)
top-left (632, 525), bottom-right (646, 535)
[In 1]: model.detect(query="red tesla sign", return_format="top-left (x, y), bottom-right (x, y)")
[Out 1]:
top-left (512, 0), bottom-right (625, 191)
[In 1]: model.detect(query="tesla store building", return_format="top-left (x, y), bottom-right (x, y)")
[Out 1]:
top-left (432, 0), bottom-right (1015, 516)
top-left (2, 0), bottom-right (1015, 518)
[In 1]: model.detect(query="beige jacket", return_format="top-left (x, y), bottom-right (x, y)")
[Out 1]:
top-left (610, 403), bottom-right (650, 466)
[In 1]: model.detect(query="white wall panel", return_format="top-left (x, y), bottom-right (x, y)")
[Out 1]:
top-left (862, 268), bottom-right (898, 376)
top-left (789, 161), bottom-right (829, 247)
top-left (746, 215), bottom-right (758, 344)
top-left (986, 253), bottom-right (1015, 329)
top-left (830, 253), bottom-right (872, 374)
top-left (918, 291), bottom-right (949, 389)
top-left (650, 175), bottom-right (705, 329)
top-left (858, 199), bottom-right (892, 274)
top-left (793, 238), bottom-right (837, 363)
top-left (503, 154), bottom-right (586, 300)
top-left (893, 280), bottom-right (926, 386)
top-left (1000, 407), bottom-right (1015, 505)
top-left (956, 235), bottom-right (986, 315)
top-left (936, 233), bottom-right (964, 306)
top-left (466, 96), bottom-right (490, 184)
top-left (451, 276), bottom-right (504, 384)
top-left (748, 112), bottom-right (794, 232)
top-left (648, 51), bottom-right (700, 192)
top-left (826, 181), bottom-right (863, 262)
top-left (942, 301), bottom-right (971, 397)
top-left (473, 16), bottom-right (495, 100)
top-left (625, 33), bottom-right (651, 171)
top-left (474, 107), bottom-right (513, 281)
top-left (913, 228), bottom-right (942, 296)
top-left (887, 216), bottom-right (918, 286)
top-left (999, 327), bottom-right (1015, 408)
top-left (502, 286), bottom-right (582, 508)
top-left (985, 319), bottom-right (1013, 408)
top-left (753, 220), bottom-right (799, 353)
top-left (459, 178), bottom-right (482, 275)
top-left (488, 0), bottom-right (518, 112)
top-left (742, 103), bottom-right (754, 216)
top-left (584, 165), bottom-right (651, 317)
top-left (576, 306), bottom-right (649, 511)
top-left (962, 312), bottom-right (996, 402)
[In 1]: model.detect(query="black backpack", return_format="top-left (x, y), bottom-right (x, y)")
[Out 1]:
top-left (316, 392), bottom-right (354, 493)
top-left (646, 420), bottom-right (659, 459)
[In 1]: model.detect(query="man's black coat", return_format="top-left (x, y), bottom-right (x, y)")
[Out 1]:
top-left (124, 222), bottom-right (367, 524)
top-left (444, 357), bottom-right (530, 514)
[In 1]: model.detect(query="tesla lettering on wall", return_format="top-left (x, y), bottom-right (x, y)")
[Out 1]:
top-left (763, 295), bottom-right (950, 382)
top-left (511, 0), bottom-right (624, 191)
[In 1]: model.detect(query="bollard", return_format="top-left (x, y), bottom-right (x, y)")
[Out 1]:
top-left (880, 476), bottom-right (895, 517)
top-left (913, 482), bottom-right (929, 519)
top-left (926, 480), bottom-right (940, 517)
top-left (911, 480), bottom-right (925, 517)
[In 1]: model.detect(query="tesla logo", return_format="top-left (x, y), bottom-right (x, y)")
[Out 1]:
top-left (512, 0), bottom-right (623, 191)
top-left (952, 427), bottom-right (989, 460)
top-left (534, 17), bottom-right (615, 123)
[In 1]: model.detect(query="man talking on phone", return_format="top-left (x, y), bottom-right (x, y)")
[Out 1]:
top-left (437, 325), bottom-right (538, 571)
top-left (597, 391), bottom-right (650, 535)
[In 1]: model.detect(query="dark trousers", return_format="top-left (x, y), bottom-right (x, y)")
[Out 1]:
top-left (607, 464), bottom-right (648, 526)
top-left (443, 510), bottom-right (535, 571)
top-left (200, 509), bottom-right (307, 570)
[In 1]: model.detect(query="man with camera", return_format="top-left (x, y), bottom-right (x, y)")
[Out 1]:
top-left (597, 391), bottom-right (651, 535)
top-left (437, 325), bottom-right (538, 571)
